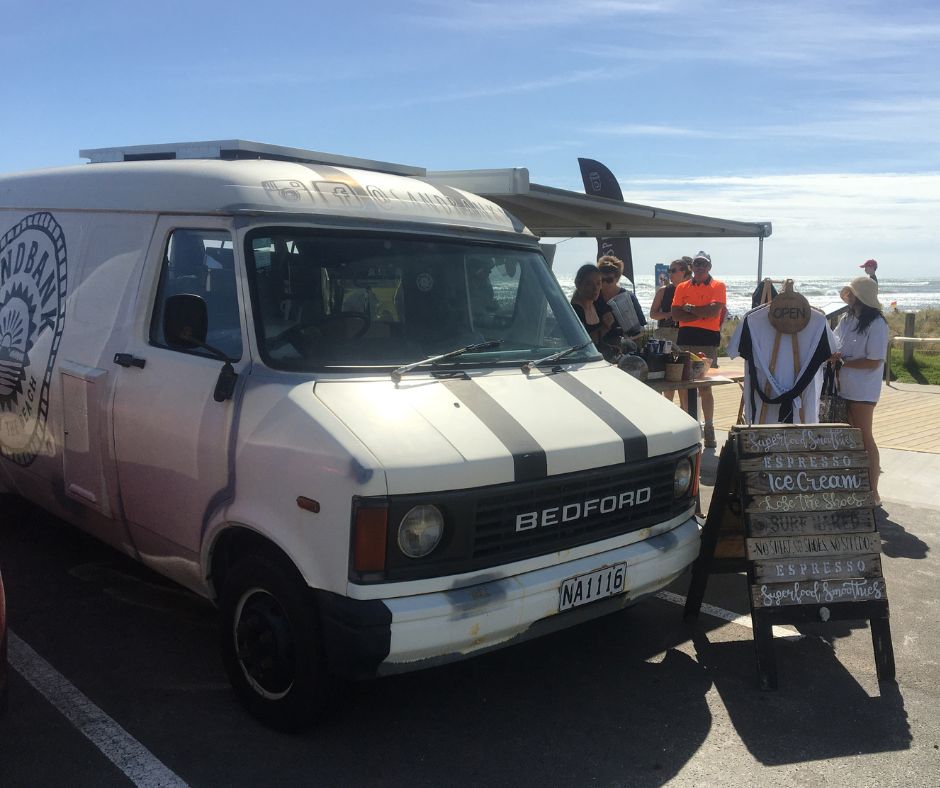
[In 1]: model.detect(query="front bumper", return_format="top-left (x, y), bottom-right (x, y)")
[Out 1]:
top-left (318, 516), bottom-right (700, 677)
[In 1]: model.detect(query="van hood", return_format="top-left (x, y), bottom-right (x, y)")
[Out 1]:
top-left (314, 364), bottom-right (700, 495)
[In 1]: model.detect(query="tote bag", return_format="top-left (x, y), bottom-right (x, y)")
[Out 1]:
top-left (818, 363), bottom-right (849, 423)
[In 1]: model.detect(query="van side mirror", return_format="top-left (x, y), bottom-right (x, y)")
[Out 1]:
top-left (163, 293), bottom-right (239, 403)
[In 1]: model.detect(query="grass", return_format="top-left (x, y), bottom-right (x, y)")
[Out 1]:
top-left (884, 308), bottom-right (940, 384)
top-left (888, 348), bottom-right (940, 385)
top-left (717, 319), bottom-right (737, 357)
top-left (885, 307), bottom-right (940, 339)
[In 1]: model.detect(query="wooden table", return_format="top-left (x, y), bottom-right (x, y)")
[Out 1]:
top-left (646, 367), bottom-right (744, 421)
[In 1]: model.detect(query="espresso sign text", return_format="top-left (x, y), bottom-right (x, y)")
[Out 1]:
top-left (738, 451), bottom-right (869, 472)
top-left (753, 554), bottom-right (881, 582)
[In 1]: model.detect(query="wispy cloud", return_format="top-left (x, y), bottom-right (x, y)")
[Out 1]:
top-left (615, 171), bottom-right (940, 243)
top-left (573, 2), bottom-right (940, 69)
top-left (509, 140), bottom-right (586, 156)
top-left (403, 0), bottom-right (673, 31)
top-left (549, 170), bottom-right (940, 276)
top-left (589, 123), bottom-right (730, 138)
top-left (370, 69), bottom-right (610, 110)
top-left (585, 93), bottom-right (940, 147)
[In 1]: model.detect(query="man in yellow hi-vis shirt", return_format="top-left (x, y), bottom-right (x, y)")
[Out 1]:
top-left (670, 251), bottom-right (727, 448)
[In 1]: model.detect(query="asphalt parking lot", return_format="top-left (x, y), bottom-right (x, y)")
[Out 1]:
top-left (1, 449), bottom-right (938, 787)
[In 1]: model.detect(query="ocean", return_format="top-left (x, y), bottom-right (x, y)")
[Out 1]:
top-left (554, 275), bottom-right (940, 319)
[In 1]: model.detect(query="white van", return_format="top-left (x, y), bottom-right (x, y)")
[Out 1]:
top-left (0, 141), bottom-right (701, 729)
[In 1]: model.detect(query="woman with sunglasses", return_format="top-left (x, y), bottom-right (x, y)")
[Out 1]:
top-left (650, 257), bottom-right (692, 405)
top-left (649, 257), bottom-right (692, 343)
top-left (594, 255), bottom-right (645, 358)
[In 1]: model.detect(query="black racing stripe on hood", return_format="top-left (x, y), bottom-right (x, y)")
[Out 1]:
top-left (547, 373), bottom-right (649, 461)
top-left (441, 379), bottom-right (547, 482)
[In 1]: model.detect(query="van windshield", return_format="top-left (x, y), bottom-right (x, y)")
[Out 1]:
top-left (245, 229), bottom-right (599, 370)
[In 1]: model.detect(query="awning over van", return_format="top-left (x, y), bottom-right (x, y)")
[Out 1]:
top-left (424, 168), bottom-right (771, 239)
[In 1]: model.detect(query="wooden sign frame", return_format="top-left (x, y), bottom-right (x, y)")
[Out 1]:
top-left (684, 425), bottom-right (895, 689)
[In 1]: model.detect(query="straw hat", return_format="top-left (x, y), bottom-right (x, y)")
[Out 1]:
top-left (842, 276), bottom-right (882, 310)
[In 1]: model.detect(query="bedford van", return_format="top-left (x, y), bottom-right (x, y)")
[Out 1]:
top-left (0, 141), bottom-right (701, 729)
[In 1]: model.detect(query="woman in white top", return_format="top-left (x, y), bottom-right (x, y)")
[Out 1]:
top-left (832, 276), bottom-right (889, 505)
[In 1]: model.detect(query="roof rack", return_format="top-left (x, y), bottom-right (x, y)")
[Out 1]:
top-left (78, 139), bottom-right (425, 177)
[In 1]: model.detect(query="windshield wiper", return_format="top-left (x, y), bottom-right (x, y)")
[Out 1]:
top-left (391, 340), bottom-right (503, 383)
top-left (521, 340), bottom-right (595, 374)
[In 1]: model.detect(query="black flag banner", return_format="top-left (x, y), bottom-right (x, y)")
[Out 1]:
top-left (577, 158), bottom-right (634, 283)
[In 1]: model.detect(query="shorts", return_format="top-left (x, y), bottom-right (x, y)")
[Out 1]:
top-left (680, 344), bottom-right (719, 369)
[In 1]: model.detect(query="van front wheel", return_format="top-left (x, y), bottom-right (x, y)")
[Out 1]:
top-left (218, 554), bottom-right (329, 731)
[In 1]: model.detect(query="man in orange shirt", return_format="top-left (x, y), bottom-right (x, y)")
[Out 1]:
top-left (670, 251), bottom-right (726, 448)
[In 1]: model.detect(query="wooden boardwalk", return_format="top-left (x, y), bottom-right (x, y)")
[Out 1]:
top-left (705, 359), bottom-right (940, 454)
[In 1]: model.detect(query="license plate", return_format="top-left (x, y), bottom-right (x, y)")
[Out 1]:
top-left (559, 563), bottom-right (627, 612)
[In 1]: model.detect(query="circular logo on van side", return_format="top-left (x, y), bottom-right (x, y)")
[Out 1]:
top-left (0, 213), bottom-right (67, 466)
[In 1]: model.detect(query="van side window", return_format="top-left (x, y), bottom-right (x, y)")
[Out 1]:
top-left (150, 230), bottom-right (243, 360)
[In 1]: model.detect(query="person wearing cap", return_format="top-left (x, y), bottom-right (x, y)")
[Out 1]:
top-left (860, 259), bottom-right (878, 283)
top-left (671, 251), bottom-right (726, 448)
top-left (832, 276), bottom-right (888, 506)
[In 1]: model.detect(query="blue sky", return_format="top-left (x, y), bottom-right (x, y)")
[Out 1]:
top-left (2, 0), bottom-right (937, 279)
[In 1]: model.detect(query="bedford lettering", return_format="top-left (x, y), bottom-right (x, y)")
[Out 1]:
top-left (515, 486), bottom-right (652, 531)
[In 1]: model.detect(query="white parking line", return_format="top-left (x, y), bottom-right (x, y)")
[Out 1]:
top-left (656, 591), bottom-right (799, 639)
top-left (8, 631), bottom-right (190, 788)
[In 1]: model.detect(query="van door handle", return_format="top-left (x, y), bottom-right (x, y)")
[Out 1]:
top-left (113, 353), bottom-right (147, 369)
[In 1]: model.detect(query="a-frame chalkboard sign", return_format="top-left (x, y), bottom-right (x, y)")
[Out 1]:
top-left (684, 424), bottom-right (895, 689)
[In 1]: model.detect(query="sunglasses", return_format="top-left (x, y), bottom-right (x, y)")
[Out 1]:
top-left (668, 267), bottom-right (684, 273)
top-left (692, 261), bottom-right (710, 267)
top-left (602, 275), bottom-right (618, 283)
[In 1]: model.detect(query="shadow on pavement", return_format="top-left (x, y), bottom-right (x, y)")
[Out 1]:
top-left (1, 496), bottom-right (725, 787)
top-left (322, 630), bottom-right (714, 787)
top-left (4, 490), bottom-right (916, 786)
top-left (692, 632), bottom-right (911, 766)
top-left (877, 507), bottom-right (930, 559)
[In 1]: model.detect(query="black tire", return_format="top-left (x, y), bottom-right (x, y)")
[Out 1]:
top-left (218, 553), bottom-right (330, 732)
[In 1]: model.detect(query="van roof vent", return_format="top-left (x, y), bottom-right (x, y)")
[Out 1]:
top-left (78, 139), bottom-right (425, 177)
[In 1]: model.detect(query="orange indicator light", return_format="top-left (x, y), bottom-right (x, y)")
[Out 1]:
top-left (296, 496), bottom-right (320, 513)
top-left (353, 507), bottom-right (388, 573)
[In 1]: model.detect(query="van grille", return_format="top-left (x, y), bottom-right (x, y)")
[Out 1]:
top-left (471, 454), bottom-right (682, 563)
top-left (370, 448), bottom-right (697, 583)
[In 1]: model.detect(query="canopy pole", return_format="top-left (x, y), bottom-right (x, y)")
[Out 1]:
top-left (756, 236), bottom-right (765, 284)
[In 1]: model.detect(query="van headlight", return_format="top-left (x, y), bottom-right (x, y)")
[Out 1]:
top-left (397, 505), bottom-right (444, 558)
top-left (674, 458), bottom-right (693, 497)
